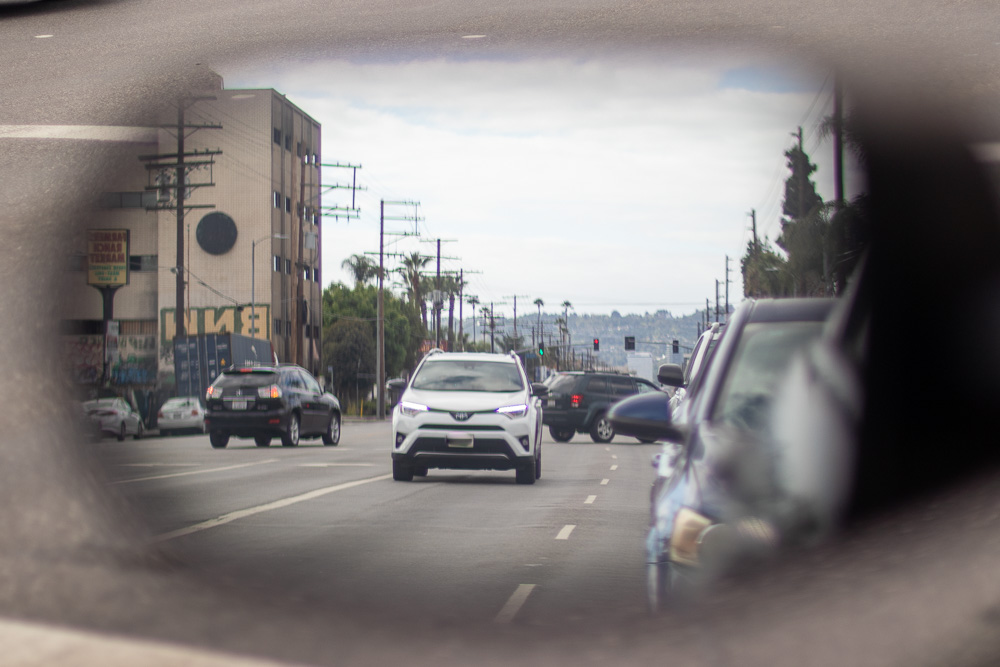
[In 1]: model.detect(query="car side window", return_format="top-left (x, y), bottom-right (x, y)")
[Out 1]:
top-left (635, 381), bottom-right (657, 394)
top-left (300, 371), bottom-right (321, 394)
top-left (282, 371), bottom-right (303, 389)
top-left (583, 377), bottom-right (608, 393)
top-left (609, 376), bottom-right (634, 396)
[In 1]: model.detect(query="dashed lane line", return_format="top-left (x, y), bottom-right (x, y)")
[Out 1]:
top-left (600, 478), bottom-right (610, 485)
top-left (610, 464), bottom-right (618, 471)
top-left (555, 525), bottom-right (575, 540)
top-left (584, 495), bottom-right (596, 505)
top-left (113, 459), bottom-right (278, 484)
top-left (152, 473), bottom-right (392, 542)
top-left (494, 584), bottom-right (536, 624)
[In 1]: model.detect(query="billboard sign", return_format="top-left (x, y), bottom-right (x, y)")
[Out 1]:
top-left (87, 229), bottom-right (130, 287)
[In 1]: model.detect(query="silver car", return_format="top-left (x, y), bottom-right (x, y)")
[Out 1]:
top-left (157, 397), bottom-right (207, 436)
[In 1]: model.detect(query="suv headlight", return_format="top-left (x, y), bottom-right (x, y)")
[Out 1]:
top-left (399, 401), bottom-right (429, 417)
top-left (496, 404), bottom-right (528, 419)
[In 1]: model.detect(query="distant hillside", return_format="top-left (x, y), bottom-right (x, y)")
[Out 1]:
top-left (462, 308), bottom-right (728, 369)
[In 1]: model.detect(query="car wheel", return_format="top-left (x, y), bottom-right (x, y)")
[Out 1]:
top-left (160, 428), bottom-right (171, 437)
top-left (322, 413), bottom-right (340, 446)
top-left (209, 431), bottom-right (229, 449)
top-left (589, 412), bottom-right (614, 443)
top-left (117, 422), bottom-right (125, 442)
top-left (281, 413), bottom-right (300, 447)
top-left (392, 459), bottom-right (413, 481)
top-left (638, 438), bottom-right (657, 444)
top-left (548, 426), bottom-right (574, 442)
top-left (133, 422), bottom-right (143, 440)
top-left (515, 457), bottom-right (537, 485)
top-left (254, 436), bottom-right (271, 448)
top-left (413, 466), bottom-right (428, 477)
top-left (535, 444), bottom-right (542, 480)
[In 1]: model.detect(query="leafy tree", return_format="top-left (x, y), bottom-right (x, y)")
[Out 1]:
top-left (775, 140), bottom-right (828, 296)
top-left (741, 239), bottom-right (794, 298)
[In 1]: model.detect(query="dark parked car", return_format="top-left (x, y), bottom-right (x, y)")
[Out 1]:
top-left (543, 371), bottom-right (662, 443)
top-left (609, 298), bottom-right (835, 610)
top-left (204, 364), bottom-right (341, 449)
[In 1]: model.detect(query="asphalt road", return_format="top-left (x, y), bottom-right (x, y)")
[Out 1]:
top-left (105, 422), bottom-right (654, 628)
top-left (3, 1), bottom-right (1000, 665)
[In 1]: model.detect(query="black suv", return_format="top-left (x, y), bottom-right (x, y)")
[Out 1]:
top-left (543, 371), bottom-right (662, 443)
top-left (204, 364), bottom-right (342, 449)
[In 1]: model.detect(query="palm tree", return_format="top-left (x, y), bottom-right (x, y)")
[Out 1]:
top-left (341, 254), bottom-right (377, 286)
top-left (399, 252), bottom-right (431, 318)
top-left (561, 300), bottom-right (573, 362)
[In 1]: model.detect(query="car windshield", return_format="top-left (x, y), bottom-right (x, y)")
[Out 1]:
top-left (163, 398), bottom-right (199, 409)
top-left (411, 360), bottom-right (524, 392)
top-left (712, 321), bottom-right (824, 432)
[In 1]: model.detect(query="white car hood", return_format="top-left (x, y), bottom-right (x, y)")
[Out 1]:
top-left (403, 389), bottom-right (526, 412)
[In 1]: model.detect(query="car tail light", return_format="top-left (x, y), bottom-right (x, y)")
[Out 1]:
top-left (206, 386), bottom-right (222, 400)
top-left (157, 411), bottom-right (164, 419)
top-left (571, 394), bottom-right (583, 408)
top-left (191, 409), bottom-right (199, 416)
top-left (258, 385), bottom-right (282, 399)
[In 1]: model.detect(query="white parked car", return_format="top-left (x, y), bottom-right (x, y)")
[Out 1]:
top-left (388, 351), bottom-right (549, 484)
top-left (157, 396), bottom-right (207, 436)
top-left (82, 397), bottom-right (144, 441)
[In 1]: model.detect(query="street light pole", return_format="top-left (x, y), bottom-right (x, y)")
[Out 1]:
top-left (251, 234), bottom-right (288, 338)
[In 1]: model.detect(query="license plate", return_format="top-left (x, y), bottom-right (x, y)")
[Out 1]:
top-left (446, 434), bottom-right (474, 448)
top-left (231, 401), bottom-right (248, 410)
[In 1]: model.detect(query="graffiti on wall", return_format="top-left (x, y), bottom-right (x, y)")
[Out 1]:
top-left (63, 334), bottom-right (158, 386)
top-left (160, 305), bottom-right (270, 348)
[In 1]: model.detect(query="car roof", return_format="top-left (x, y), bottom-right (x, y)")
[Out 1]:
top-left (422, 352), bottom-right (516, 363)
top-left (743, 297), bottom-right (837, 323)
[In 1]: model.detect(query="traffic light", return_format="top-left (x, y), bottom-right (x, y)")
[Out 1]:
top-left (593, 338), bottom-right (600, 351)
top-left (538, 342), bottom-right (545, 356)
top-left (672, 339), bottom-right (679, 354)
top-left (625, 336), bottom-right (635, 350)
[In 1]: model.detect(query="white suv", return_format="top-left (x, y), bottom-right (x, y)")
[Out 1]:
top-left (389, 351), bottom-right (548, 484)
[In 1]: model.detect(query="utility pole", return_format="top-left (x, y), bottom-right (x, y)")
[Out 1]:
top-left (506, 294), bottom-right (529, 347)
top-left (833, 74), bottom-right (845, 212)
top-left (715, 280), bottom-right (721, 323)
top-left (377, 200), bottom-right (422, 419)
top-left (420, 238), bottom-right (457, 349)
top-left (319, 162), bottom-right (364, 222)
top-left (467, 295), bottom-right (480, 347)
top-left (139, 96), bottom-right (221, 341)
top-left (724, 255), bottom-right (731, 320)
top-left (748, 209), bottom-right (758, 252)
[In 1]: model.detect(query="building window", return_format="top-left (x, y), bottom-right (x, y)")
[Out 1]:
top-left (273, 255), bottom-right (281, 272)
top-left (303, 266), bottom-right (311, 282)
top-left (128, 255), bottom-right (157, 272)
top-left (284, 134), bottom-right (291, 152)
top-left (273, 191), bottom-right (281, 208)
top-left (285, 259), bottom-right (292, 275)
top-left (313, 268), bottom-right (320, 283)
top-left (284, 196), bottom-right (291, 213)
top-left (274, 318), bottom-right (282, 335)
top-left (286, 320), bottom-right (292, 336)
top-left (273, 128), bottom-right (281, 145)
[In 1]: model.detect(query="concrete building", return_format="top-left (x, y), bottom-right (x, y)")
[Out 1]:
top-left (62, 79), bottom-right (324, 414)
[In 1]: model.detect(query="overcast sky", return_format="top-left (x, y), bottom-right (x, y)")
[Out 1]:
top-left (229, 52), bottom-right (862, 318)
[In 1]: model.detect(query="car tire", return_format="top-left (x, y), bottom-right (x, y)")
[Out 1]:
top-left (515, 457), bottom-right (536, 485)
top-left (589, 412), bottom-right (614, 443)
top-left (413, 466), bottom-right (428, 477)
top-left (133, 423), bottom-right (143, 440)
top-left (117, 423), bottom-right (126, 442)
top-left (209, 431), bottom-right (229, 449)
top-left (160, 428), bottom-right (171, 437)
top-left (535, 445), bottom-right (542, 480)
top-left (392, 459), bottom-right (413, 481)
top-left (638, 438), bottom-right (657, 444)
top-left (281, 413), bottom-right (300, 447)
top-left (322, 413), bottom-right (340, 446)
top-left (254, 436), bottom-right (271, 448)
top-left (548, 426), bottom-right (574, 442)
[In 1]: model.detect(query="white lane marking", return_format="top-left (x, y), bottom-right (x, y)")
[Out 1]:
top-left (35, 35), bottom-right (54, 39)
top-left (604, 447), bottom-right (610, 452)
top-left (113, 459), bottom-right (278, 484)
top-left (600, 478), bottom-right (610, 485)
top-left (119, 463), bottom-right (200, 468)
top-left (298, 463), bottom-right (373, 467)
top-left (612, 455), bottom-right (618, 459)
top-left (584, 495), bottom-right (597, 505)
top-left (555, 525), bottom-right (575, 540)
top-left (152, 473), bottom-right (392, 542)
top-left (610, 464), bottom-right (618, 471)
top-left (494, 584), bottom-right (536, 624)
top-left (0, 125), bottom-right (157, 142)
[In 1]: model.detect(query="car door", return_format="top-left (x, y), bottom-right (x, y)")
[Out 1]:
top-left (298, 370), bottom-right (327, 435)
